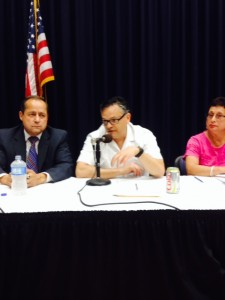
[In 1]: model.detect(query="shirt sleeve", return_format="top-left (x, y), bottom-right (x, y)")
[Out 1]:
top-left (76, 134), bottom-right (96, 165)
top-left (184, 136), bottom-right (201, 158)
top-left (136, 127), bottom-right (163, 159)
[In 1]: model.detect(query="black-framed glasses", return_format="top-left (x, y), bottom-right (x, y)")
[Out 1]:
top-left (207, 113), bottom-right (225, 120)
top-left (102, 112), bottom-right (127, 126)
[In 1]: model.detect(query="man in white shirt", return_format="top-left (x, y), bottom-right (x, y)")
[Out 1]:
top-left (76, 96), bottom-right (165, 179)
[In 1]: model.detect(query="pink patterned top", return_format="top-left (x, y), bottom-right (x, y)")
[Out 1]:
top-left (184, 131), bottom-right (225, 166)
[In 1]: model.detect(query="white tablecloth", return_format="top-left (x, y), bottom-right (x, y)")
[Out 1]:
top-left (0, 175), bottom-right (224, 213)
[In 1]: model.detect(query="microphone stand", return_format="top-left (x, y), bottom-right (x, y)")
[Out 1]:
top-left (86, 141), bottom-right (111, 186)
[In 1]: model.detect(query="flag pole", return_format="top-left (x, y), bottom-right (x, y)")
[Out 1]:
top-left (37, 0), bottom-right (47, 101)
top-left (44, 85), bottom-right (47, 103)
top-left (34, 0), bottom-right (42, 96)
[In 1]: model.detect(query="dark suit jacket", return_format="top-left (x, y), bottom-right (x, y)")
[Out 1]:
top-left (0, 125), bottom-right (74, 182)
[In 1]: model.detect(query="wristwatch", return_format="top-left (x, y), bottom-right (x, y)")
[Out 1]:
top-left (135, 146), bottom-right (144, 158)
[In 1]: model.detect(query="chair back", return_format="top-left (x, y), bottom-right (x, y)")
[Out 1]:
top-left (174, 155), bottom-right (187, 175)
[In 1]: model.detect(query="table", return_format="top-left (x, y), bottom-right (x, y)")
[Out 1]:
top-left (1, 175), bottom-right (225, 212)
top-left (0, 176), bottom-right (225, 299)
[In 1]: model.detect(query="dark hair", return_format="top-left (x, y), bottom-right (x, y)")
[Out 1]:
top-left (100, 96), bottom-right (130, 113)
top-left (20, 95), bottom-right (48, 113)
top-left (210, 96), bottom-right (225, 109)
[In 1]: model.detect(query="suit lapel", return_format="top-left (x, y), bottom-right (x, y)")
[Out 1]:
top-left (13, 129), bottom-right (26, 161)
top-left (38, 130), bottom-right (49, 170)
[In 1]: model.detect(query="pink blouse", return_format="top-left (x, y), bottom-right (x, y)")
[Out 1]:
top-left (184, 131), bottom-right (225, 166)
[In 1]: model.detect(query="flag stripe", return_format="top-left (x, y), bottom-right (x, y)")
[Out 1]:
top-left (40, 61), bottom-right (53, 73)
top-left (26, 53), bottom-right (38, 95)
top-left (39, 51), bottom-right (51, 62)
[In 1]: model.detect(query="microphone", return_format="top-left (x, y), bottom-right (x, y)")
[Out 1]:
top-left (91, 134), bottom-right (112, 144)
top-left (86, 134), bottom-right (112, 186)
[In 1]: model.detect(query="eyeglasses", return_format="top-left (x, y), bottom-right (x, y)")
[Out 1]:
top-left (207, 113), bottom-right (225, 120)
top-left (102, 112), bottom-right (127, 126)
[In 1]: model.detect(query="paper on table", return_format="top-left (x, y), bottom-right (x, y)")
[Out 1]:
top-left (215, 175), bottom-right (225, 184)
top-left (79, 178), bottom-right (164, 205)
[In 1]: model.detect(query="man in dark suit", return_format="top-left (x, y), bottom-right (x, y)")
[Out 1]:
top-left (0, 95), bottom-right (74, 188)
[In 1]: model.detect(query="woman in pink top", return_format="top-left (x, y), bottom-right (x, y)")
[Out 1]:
top-left (184, 97), bottom-right (225, 176)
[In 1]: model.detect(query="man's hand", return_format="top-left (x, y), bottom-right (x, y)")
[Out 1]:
top-left (111, 146), bottom-right (140, 167)
top-left (27, 169), bottom-right (47, 187)
top-left (0, 174), bottom-right (12, 187)
top-left (119, 162), bottom-right (144, 177)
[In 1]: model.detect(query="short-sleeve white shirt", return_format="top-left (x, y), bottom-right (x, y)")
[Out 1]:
top-left (77, 123), bottom-right (162, 176)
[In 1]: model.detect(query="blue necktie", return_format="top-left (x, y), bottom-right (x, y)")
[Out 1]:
top-left (27, 136), bottom-right (39, 173)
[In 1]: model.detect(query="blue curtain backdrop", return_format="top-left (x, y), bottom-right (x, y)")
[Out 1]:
top-left (0, 0), bottom-right (225, 168)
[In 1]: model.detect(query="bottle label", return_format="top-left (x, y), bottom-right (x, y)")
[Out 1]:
top-left (11, 167), bottom-right (26, 175)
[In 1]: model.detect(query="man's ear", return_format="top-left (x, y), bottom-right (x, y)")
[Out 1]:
top-left (127, 112), bottom-right (131, 122)
top-left (19, 111), bottom-right (23, 121)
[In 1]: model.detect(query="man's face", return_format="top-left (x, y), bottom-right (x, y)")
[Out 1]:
top-left (19, 99), bottom-right (48, 136)
top-left (101, 104), bottom-right (131, 140)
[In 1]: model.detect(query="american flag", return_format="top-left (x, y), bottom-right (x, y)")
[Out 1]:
top-left (25, 0), bottom-right (54, 97)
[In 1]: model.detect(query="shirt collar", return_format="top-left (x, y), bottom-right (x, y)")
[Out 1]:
top-left (24, 130), bottom-right (42, 142)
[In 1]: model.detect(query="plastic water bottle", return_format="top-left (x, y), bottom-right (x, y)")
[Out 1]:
top-left (11, 155), bottom-right (27, 195)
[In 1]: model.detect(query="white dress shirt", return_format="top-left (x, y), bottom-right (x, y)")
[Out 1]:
top-left (77, 122), bottom-right (163, 176)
